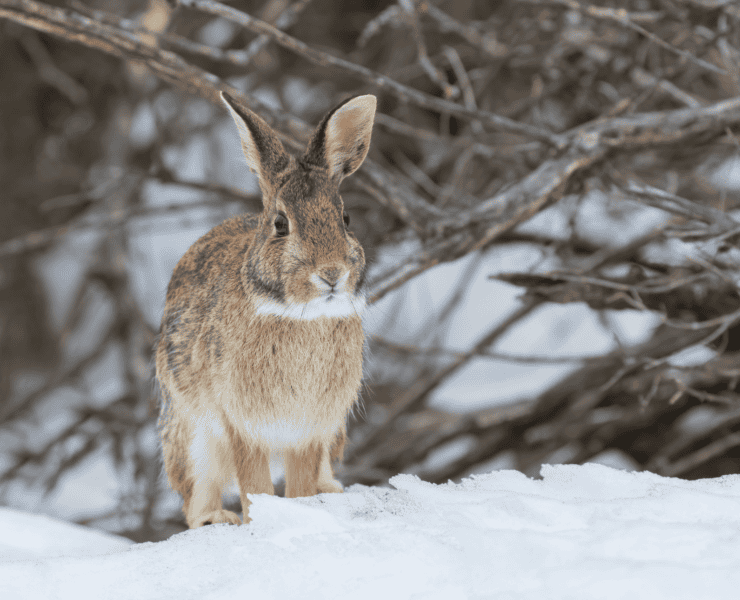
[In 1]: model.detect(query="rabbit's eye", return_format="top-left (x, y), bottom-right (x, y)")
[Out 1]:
top-left (274, 212), bottom-right (289, 237)
top-left (343, 211), bottom-right (350, 227)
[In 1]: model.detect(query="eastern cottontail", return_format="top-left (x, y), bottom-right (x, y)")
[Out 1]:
top-left (156, 92), bottom-right (376, 528)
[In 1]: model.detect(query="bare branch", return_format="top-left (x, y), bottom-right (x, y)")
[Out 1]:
top-left (398, 0), bottom-right (459, 99)
top-left (545, 0), bottom-right (726, 75)
top-left (349, 297), bottom-right (541, 460)
top-left (424, 3), bottom-right (507, 58)
top-left (182, 0), bottom-right (564, 146)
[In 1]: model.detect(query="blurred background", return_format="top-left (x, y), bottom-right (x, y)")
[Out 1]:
top-left (1, 0), bottom-right (740, 542)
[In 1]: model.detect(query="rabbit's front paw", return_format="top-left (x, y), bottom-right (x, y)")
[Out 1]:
top-left (194, 509), bottom-right (242, 527)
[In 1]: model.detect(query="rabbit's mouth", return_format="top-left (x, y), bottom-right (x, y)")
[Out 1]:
top-left (310, 272), bottom-right (351, 298)
top-left (322, 290), bottom-right (347, 304)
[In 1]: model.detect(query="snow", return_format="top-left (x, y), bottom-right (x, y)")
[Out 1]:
top-left (3, 464), bottom-right (740, 599)
top-left (0, 507), bottom-right (132, 561)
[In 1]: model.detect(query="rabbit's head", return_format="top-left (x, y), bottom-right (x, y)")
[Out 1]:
top-left (221, 92), bottom-right (376, 320)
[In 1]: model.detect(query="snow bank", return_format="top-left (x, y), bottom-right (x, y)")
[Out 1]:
top-left (2, 464), bottom-right (740, 599)
top-left (0, 507), bottom-right (133, 561)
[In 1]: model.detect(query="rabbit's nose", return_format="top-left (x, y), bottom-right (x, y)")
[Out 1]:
top-left (319, 268), bottom-right (341, 287)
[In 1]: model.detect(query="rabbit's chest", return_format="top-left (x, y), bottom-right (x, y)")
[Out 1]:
top-left (224, 315), bottom-right (363, 401)
top-left (214, 316), bottom-right (363, 448)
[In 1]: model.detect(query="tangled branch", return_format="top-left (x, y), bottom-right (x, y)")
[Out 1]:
top-left (2, 0), bottom-right (740, 539)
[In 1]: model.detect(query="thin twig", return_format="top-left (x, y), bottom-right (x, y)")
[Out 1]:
top-left (241, 0), bottom-right (315, 63)
top-left (398, 0), bottom-right (458, 99)
top-left (181, 0), bottom-right (563, 146)
top-left (443, 45), bottom-right (483, 134)
top-left (371, 335), bottom-right (615, 364)
top-left (349, 297), bottom-right (541, 459)
top-left (425, 3), bottom-right (507, 58)
top-left (548, 0), bottom-right (726, 75)
top-left (662, 432), bottom-right (740, 477)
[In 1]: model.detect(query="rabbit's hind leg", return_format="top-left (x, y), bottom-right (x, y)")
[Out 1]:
top-left (284, 442), bottom-right (323, 498)
top-left (316, 429), bottom-right (345, 493)
top-left (316, 446), bottom-right (343, 494)
top-left (230, 429), bottom-right (274, 524)
top-left (185, 412), bottom-right (241, 528)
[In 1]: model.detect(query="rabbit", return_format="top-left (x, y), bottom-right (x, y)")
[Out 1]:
top-left (156, 91), bottom-right (376, 528)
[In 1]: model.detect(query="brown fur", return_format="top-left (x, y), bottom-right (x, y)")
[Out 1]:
top-left (156, 92), bottom-right (376, 528)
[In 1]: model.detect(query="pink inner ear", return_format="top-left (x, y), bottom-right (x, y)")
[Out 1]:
top-left (325, 104), bottom-right (374, 178)
top-left (329, 109), bottom-right (362, 147)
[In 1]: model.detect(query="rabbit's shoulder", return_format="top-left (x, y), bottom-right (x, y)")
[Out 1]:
top-left (165, 213), bottom-right (258, 304)
top-left (159, 213), bottom-right (259, 385)
top-left (188, 213), bottom-right (258, 262)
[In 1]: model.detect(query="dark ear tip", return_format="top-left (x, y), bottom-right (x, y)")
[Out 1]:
top-left (221, 91), bottom-right (236, 107)
top-left (221, 92), bottom-right (251, 121)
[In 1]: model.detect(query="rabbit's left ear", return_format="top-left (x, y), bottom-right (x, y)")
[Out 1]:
top-left (221, 91), bottom-right (291, 198)
top-left (303, 95), bottom-right (376, 181)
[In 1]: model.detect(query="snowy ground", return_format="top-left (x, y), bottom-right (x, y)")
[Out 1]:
top-left (3, 463), bottom-right (740, 600)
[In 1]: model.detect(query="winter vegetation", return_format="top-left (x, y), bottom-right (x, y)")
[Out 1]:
top-left (1, 0), bottom-right (740, 587)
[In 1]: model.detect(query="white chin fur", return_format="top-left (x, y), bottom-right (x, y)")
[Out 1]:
top-left (254, 293), bottom-right (365, 320)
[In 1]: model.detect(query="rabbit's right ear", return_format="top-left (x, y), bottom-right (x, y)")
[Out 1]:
top-left (303, 95), bottom-right (376, 182)
top-left (221, 92), bottom-right (290, 197)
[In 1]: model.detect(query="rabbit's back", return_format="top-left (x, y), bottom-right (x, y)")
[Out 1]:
top-left (157, 214), bottom-right (258, 396)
